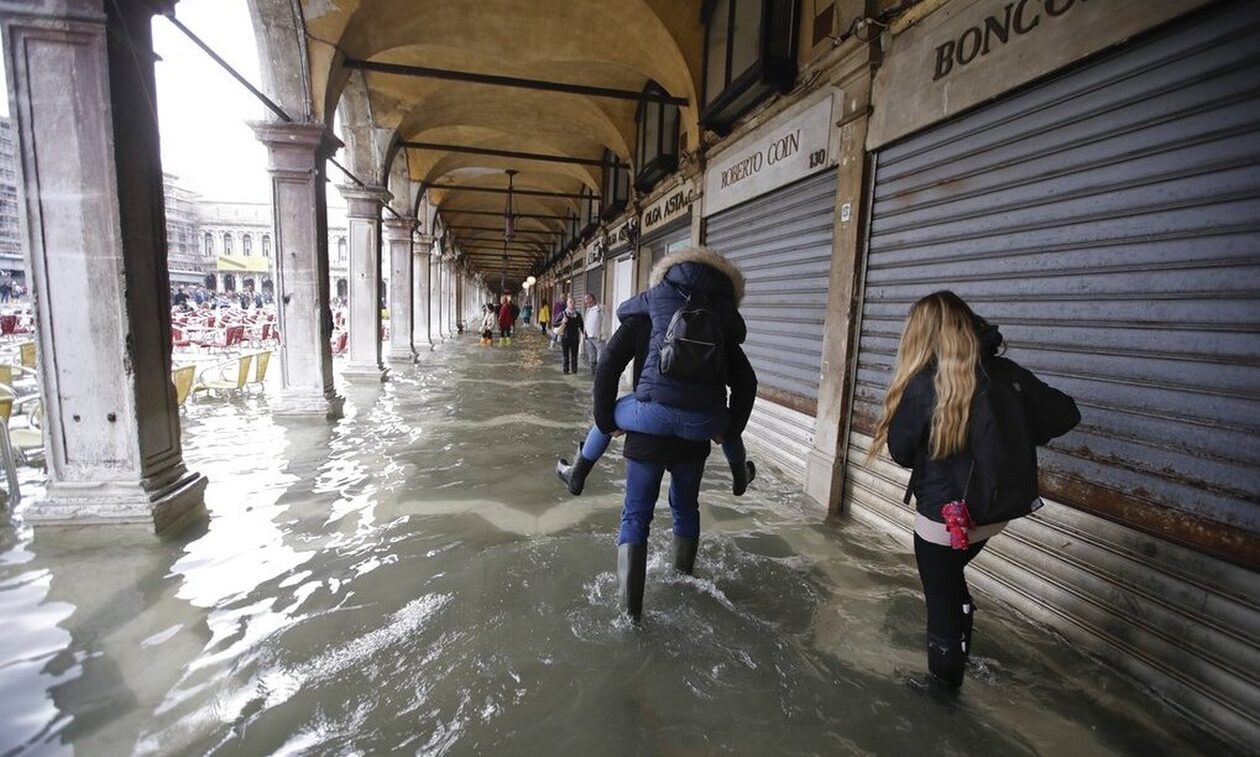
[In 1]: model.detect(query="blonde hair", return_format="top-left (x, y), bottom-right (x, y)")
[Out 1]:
top-left (868, 291), bottom-right (980, 464)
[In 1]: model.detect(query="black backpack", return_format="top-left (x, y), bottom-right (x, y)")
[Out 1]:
top-left (659, 289), bottom-right (727, 385)
top-left (962, 359), bottom-right (1041, 525)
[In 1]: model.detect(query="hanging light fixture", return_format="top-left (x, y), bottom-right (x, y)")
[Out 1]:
top-left (501, 169), bottom-right (517, 293)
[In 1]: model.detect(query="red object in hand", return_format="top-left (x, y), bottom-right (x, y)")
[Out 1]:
top-left (941, 501), bottom-right (973, 550)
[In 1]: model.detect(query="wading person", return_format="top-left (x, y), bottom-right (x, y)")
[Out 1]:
top-left (582, 292), bottom-right (604, 376)
top-left (557, 247), bottom-right (757, 499)
top-left (573, 248), bottom-right (758, 622)
top-left (871, 291), bottom-right (1079, 688)
top-left (538, 301), bottom-right (550, 334)
top-left (558, 296), bottom-right (583, 374)
top-left (479, 303), bottom-right (495, 346)
top-left (497, 294), bottom-right (514, 346)
top-left (550, 296), bottom-right (567, 349)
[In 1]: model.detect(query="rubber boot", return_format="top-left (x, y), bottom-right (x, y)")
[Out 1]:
top-left (673, 536), bottom-right (698, 575)
top-left (961, 596), bottom-right (976, 661)
top-left (618, 542), bottom-right (647, 622)
top-left (927, 632), bottom-right (966, 688)
top-left (731, 460), bottom-right (757, 497)
top-left (555, 446), bottom-right (595, 495)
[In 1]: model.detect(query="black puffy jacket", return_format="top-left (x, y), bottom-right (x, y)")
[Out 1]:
top-left (594, 314), bottom-right (758, 463)
top-left (616, 247), bottom-right (747, 414)
top-left (886, 325), bottom-right (1080, 522)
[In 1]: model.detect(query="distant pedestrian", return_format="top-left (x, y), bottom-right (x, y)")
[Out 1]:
top-left (480, 303), bottom-right (495, 346)
top-left (558, 296), bottom-right (583, 374)
top-left (872, 291), bottom-right (1079, 689)
top-left (497, 294), bottom-right (514, 346)
top-left (538, 301), bottom-right (551, 335)
top-left (522, 302), bottom-right (533, 326)
top-left (582, 293), bottom-right (603, 376)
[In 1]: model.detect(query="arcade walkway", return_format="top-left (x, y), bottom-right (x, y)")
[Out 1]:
top-left (0, 331), bottom-right (1224, 754)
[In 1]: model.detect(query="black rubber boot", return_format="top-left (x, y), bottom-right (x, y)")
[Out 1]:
top-left (927, 632), bottom-right (966, 688)
top-left (673, 536), bottom-right (698, 575)
top-left (618, 543), bottom-right (647, 622)
top-left (731, 460), bottom-right (757, 496)
top-left (961, 595), bottom-right (976, 661)
top-left (555, 446), bottom-right (595, 495)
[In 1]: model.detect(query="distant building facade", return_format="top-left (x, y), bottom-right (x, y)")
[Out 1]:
top-left (0, 118), bottom-right (24, 283)
top-left (162, 173), bottom-right (207, 286)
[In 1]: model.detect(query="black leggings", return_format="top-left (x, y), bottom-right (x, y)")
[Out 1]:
top-left (561, 337), bottom-right (580, 371)
top-left (914, 533), bottom-right (988, 685)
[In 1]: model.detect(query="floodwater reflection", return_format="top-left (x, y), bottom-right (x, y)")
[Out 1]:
top-left (0, 331), bottom-right (1231, 754)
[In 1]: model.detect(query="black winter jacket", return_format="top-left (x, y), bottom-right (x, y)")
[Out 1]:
top-left (594, 314), bottom-right (758, 463)
top-left (887, 326), bottom-right (1080, 522)
top-left (616, 247), bottom-right (747, 414)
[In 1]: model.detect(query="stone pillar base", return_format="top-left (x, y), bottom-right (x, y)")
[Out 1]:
top-left (342, 364), bottom-right (389, 382)
top-left (271, 391), bottom-right (346, 419)
top-left (388, 348), bottom-right (418, 364)
top-left (804, 447), bottom-right (845, 515)
top-left (26, 470), bottom-right (208, 534)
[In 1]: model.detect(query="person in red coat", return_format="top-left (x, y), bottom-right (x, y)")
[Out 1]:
top-left (497, 294), bottom-right (515, 346)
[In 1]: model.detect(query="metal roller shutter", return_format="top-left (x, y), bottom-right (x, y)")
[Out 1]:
top-left (585, 265), bottom-right (604, 305)
top-left (848, 0), bottom-right (1260, 540)
top-left (570, 263), bottom-right (585, 310)
top-left (705, 170), bottom-right (837, 482)
top-left (705, 170), bottom-right (836, 408)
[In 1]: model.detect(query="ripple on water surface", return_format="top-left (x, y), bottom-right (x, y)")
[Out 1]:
top-left (0, 334), bottom-right (1232, 755)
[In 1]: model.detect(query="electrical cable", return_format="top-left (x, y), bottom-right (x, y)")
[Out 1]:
top-left (156, 9), bottom-right (403, 220)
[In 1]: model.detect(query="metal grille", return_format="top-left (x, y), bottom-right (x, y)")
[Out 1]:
top-left (705, 170), bottom-right (837, 407)
top-left (585, 265), bottom-right (604, 304)
top-left (849, 0), bottom-right (1260, 536)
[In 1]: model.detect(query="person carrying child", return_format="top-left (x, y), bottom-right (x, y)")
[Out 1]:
top-left (556, 247), bottom-right (757, 498)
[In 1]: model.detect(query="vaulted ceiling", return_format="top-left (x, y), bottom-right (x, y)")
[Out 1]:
top-left (297, 0), bottom-right (706, 288)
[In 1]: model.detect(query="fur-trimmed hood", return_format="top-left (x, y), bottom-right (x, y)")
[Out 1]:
top-left (648, 246), bottom-right (746, 305)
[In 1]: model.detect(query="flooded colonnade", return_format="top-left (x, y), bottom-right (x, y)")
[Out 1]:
top-left (0, 333), bottom-right (1225, 753)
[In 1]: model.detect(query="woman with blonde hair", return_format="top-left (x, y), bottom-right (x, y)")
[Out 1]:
top-left (872, 290), bottom-right (1078, 687)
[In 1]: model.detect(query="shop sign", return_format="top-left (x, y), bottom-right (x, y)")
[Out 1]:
top-left (640, 178), bottom-right (697, 237)
top-left (606, 217), bottom-right (635, 250)
top-left (868, 0), bottom-right (1211, 148)
top-left (702, 92), bottom-right (837, 217)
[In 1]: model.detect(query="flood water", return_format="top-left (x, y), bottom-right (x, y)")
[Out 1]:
top-left (0, 330), bottom-right (1230, 755)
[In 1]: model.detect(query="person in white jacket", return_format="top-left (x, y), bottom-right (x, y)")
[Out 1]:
top-left (582, 293), bottom-right (604, 376)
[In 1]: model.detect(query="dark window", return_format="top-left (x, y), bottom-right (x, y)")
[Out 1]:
top-left (635, 81), bottom-right (680, 193)
top-left (243, 233), bottom-right (253, 256)
top-left (701, 0), bottom-right (799, 134)
top-left (600, 149), bottom-right (630, 220)
top-left (204, 232), bottom-right (214, 256)
top-left (223, 233), bottom-right (233, 255)
top-left (262, 234), bottom-right (272, 258)
top-left (337, 237), bottom-right (347, 263)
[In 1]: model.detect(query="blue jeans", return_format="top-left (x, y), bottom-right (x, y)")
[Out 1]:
top-left (580, 396), bottom-right (745, 464)
top-left (619, 457), bottom-right (706, 545)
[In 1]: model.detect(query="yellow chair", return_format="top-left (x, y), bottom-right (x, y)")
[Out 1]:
top-left (251, 350), bottom-right (270, 387)
top-left (172, 365), bottom-right (196, 406)
top-left (18, 341), bottom-right (34, 369)
top-left (192, 353), bottom-right (253, 397)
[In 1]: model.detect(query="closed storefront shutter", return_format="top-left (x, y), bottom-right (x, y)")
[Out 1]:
top-left (569, 262), bottom-right (585, 310)
top-left (704, 170), bottom-right (836, 481)
top-left (585, 265), bottom-right (604, 305)
top-left (845, 2), bottom-right (1259, 739)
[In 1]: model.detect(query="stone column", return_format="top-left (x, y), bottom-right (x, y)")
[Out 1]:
top-left (429, 251), bottom-right (444, 343)
top-left (2, 0), bottom-right (206, 530)
top-left (443, 258), bottom-right (455, 337)
top-left (413, 232), bottom-right (434, 349)
top-left (251, 121), bottom-right (343, 418)
top-left (384, 218), bottom-right (417, 363)
top-left (804, 58), bottom-right (874, 514)
top-left (338, 185), bottom-right (390, 381)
